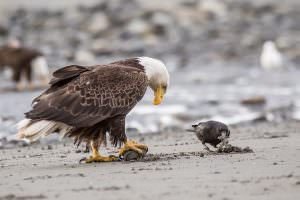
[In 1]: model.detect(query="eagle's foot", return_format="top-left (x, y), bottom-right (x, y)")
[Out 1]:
top-left (82, 154), bottom-right (119, 163)
top-left (27, 82), bottom-right (35, 91)
top-left (16, 82), bottom-right (25, 92)
top-left (119, 140), bottom-right (148, 158)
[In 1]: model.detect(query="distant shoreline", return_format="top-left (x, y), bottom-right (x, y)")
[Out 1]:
top-left (0, 0), bottom-right (98, 13)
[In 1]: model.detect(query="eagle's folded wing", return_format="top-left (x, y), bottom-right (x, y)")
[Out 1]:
top-left (26, 64), bottom-right (148, 127)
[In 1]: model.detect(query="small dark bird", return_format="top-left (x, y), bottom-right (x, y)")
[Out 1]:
top-left (188, 120), bottom-right (230, 151)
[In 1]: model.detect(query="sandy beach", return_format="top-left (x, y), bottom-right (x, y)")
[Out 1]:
top-left (0, 121), bottom-right (299, 200)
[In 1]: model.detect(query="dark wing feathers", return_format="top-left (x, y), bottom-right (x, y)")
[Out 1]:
top-left (49, 65), bottom-right (89, 85)
top-left (26, 64), bottom-right (148, 127)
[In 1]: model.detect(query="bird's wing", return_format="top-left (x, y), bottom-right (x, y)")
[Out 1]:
top-left (26, 64), bottom-right (148, 127)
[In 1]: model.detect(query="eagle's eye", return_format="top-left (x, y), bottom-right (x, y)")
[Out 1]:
top-left (162, 85), bottom-right (167, 92)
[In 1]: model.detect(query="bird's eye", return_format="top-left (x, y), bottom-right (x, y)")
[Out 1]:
top-left (162, 85), bottom-right (167, 91)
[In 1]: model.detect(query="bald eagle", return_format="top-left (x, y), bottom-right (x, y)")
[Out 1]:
top-left (0, 45), bottom-right (49, 90)
top-left (17, 57), bottom-right (169, 163)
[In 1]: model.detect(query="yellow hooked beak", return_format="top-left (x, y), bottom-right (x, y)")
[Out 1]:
top-left (153, 85), bottom-right (165, 105)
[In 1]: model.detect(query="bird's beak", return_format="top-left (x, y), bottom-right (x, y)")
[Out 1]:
top-left (153, 85), bottom-right (165, 105)
top-left (186, 129), bottom-right (195, 132)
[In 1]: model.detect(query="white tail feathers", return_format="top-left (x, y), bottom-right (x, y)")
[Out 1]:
top-left (17, 119), bottom-right (72, 142)
top-left (31, 56), bottom-right (50, 79)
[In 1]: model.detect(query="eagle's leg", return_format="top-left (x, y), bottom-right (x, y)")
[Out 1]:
top-left (108, 116), bottom-right (147, 158)
top-left (13, 69), bottom-right (24, 91)
top-left (25, 65), bottom-right (34, 91)
top-left (119, 140), bottom-right (148, 157)
top-left (84, 141), bottom-right (119, 163)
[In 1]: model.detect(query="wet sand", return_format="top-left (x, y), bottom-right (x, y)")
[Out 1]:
top-left (0, 121), bottom-right (299, 200)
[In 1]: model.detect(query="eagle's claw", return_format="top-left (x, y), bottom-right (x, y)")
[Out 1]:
top-left (79, 155), bottom-right (120, 163)
top-left (119, 140), bottom-right (148, 161)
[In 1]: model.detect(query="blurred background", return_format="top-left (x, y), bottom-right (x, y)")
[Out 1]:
top-left (0, 0), bottom-right (299, 146)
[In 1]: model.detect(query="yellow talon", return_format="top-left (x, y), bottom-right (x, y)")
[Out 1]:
top-left (85, 154), bottom-right (119, 163)
top-left (119, 140), bottom-right (148, 157)
top-left (82, 141), bottom-right (119, 163)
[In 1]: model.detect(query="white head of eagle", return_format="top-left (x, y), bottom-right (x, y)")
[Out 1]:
top-left (17, 57), bottom-right (170, 162)
top-left (138, 57), bottom-right (169, 105)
